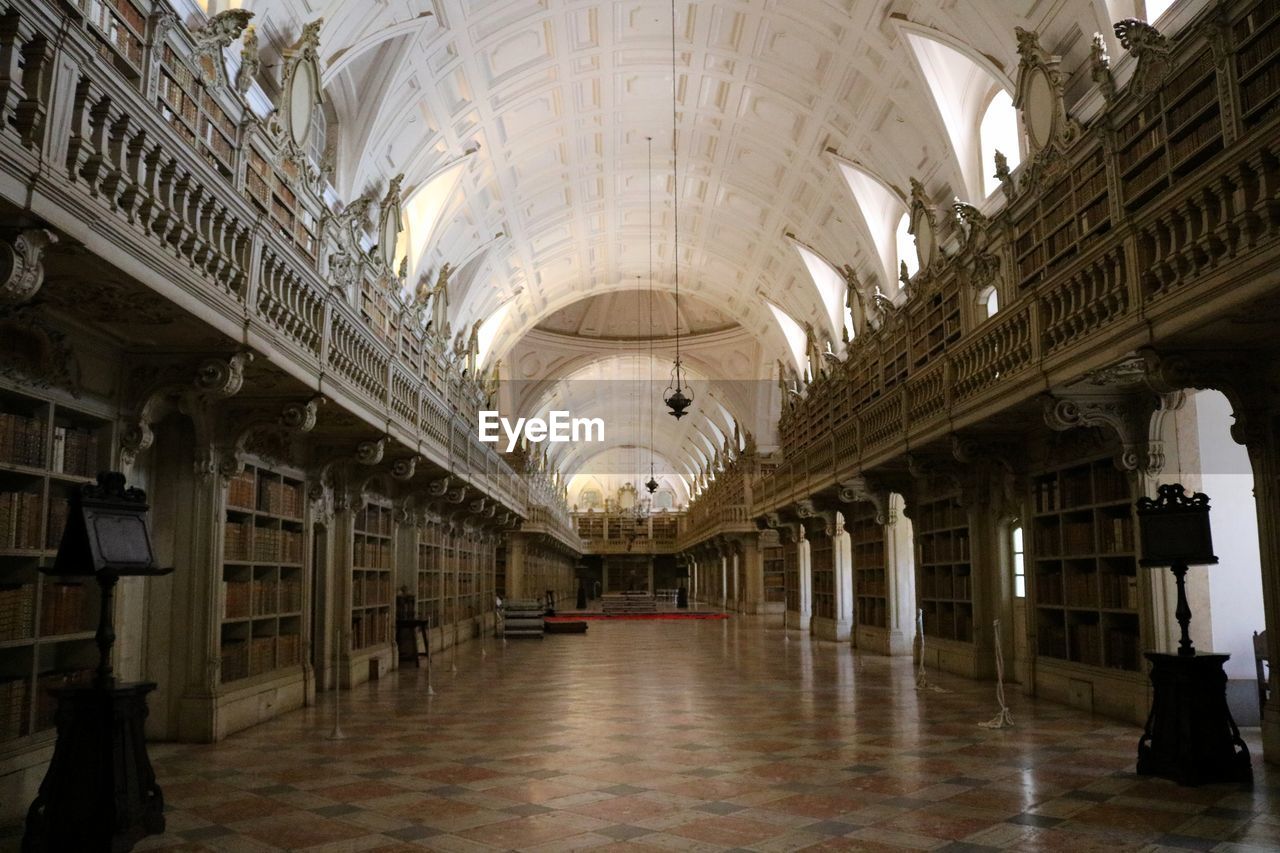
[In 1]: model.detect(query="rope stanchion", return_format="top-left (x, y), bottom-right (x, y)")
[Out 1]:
top-left (915, 608), bottom-right (947, 693)
top-left (979, 618), bottom-right (1015, 729)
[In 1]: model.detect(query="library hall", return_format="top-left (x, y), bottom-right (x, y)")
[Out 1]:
top-left (0, 0), bottom-right (1278, 850)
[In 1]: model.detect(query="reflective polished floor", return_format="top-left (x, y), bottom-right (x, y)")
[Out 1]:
top-left (41, 618), bottom-right (1280, 851)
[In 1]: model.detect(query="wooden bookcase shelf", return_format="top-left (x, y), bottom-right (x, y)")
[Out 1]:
top-left (1113, 48), bottom-right (1222, 214)
top-left (914, 495), bottom-right (973, 643)
top-left (0, 386), bottom-right (111, 744)
top-left (1030, 457), bottom-right (1140, 672)
top-left (1014, 147), bottom-right (1112, 291)
top-left (783, 542), bottom-right (800, 614)
top-left (575, 513), bottom-right (604, 539)
top-left (763, 543), bottom-right (785, 607)
top-left (1235, 1), bottom-right (1280, 129)
top-left (849, 506), bottom-right (887, 630)
top-left (417, 526), bottom-right (442, 629)
top-left (156, 44), bottom-right (237, 179)
top-left (351, 501), bottom-right (392, 652)
top-left (220, 465), bottom-right (305, 684)
top-left (810, 533), bottom-right (835, 620)
top-left (910, 285), bottom-right (962, 369)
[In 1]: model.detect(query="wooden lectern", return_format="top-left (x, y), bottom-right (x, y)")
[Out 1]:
top-left (23, 472), bottom-right (173, 852)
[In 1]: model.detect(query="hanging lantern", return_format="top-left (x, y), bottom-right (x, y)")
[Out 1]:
top-left (645, 475), bottom-right (659, 494)
top-left (664, 359), bottom-right (693, 419)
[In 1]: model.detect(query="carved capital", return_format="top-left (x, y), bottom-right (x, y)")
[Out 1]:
top-left (837, 475), bottom-right (890, 525)
top-left (0, 229), bottom-right (58, 306)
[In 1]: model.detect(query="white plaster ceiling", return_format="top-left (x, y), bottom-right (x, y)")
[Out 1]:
top-left (228, 0), bottom-right (1123, 479)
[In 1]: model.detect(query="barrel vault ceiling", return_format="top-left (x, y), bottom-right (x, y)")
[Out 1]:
top-left (217, 0), bottom-right (1126, 490)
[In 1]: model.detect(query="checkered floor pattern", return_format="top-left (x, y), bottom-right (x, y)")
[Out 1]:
top-left (4, 618), bottom-right (1276, 851)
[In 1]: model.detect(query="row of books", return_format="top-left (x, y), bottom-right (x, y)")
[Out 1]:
top-left (353, 539), bottom-right (392, 570)
top-left (1101, 573), bottom-right (1140, 610)
top-left (0, 491), bottom-right (44, 551)
top-left (258, 479), bottom-right (303, 519)
top-left (50, 427), bottom-right (100, 478)
top-left (350, 609), bottom-right (391, 650)
top-left (224, 577), bottom-right (304, 619)
top-left (253, 528), bottom-right (303, 563)
top-left (223, 522), bottom-right (304, 563)
top-left (919, 572), bottom-right (972, 601)
top-left (353, 573), bottom-right (392, 608)
top-left (0, 584), bottom-right (34, 641)
top-left (1099, 516), bottom-right (1134, 554)
top-left (41, 582), bottom-right (92, 636)
top-left (0, 412), bottom-right (46, 468)
top-left (857, 598), bottom-right (886, 628)
top-left (227, 471), bottom-right (256, 510)
top-left (356, 506), bottom-right (393, 537)
top-left (0, 677), bottom-right (27, 740)
top-left (916, 502), bottom-right (965, 531)
top-left (919, 535), bottom-right (970, 564)
top-left (221, 634), bottom-right (300, 683)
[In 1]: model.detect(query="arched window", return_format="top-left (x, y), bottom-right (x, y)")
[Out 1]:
top-left (580, 489), bottom-right (602, 510)
top-left (979, 90), bottom-right (1020, 197)
top-left (1012, 525), bottom-right (1025, 598)
top-left (309, 99), bottom-right (329, 169)
top-left (980, 285), bottom-right (999, 320)
top-left (896, 213), bottom-right (918, 281)
top-left (655, 490), bottom-right (675, 510)
top-left (902, 25), bottom-right (1022, 199)
top-left (1143, 0), bottom-right (1176, 20)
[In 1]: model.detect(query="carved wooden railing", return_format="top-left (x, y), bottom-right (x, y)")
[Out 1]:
top-left (740, 0), bottom-right (1280, 521)
top-left (0, 0), bottom-right (528, 513)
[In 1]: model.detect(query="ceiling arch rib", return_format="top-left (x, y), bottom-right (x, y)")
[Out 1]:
top-left (897, 21), bottom-right (1017, 200)
top-left (829, 154), bottom-right (906, 297)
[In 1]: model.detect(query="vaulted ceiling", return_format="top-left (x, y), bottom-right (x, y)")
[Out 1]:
top-left (218, 0), bottom-right (1131, 494)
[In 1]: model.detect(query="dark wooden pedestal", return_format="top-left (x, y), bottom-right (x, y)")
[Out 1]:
top-left (22, 682), bottom-right (165, 852)
top-left (396, 619), bottom-right (430, 667)
top-left (1138, 652), bottom-right (1252, 786)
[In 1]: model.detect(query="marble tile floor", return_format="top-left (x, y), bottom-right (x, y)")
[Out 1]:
top-left (5, 618), bottom-right (1277, 852)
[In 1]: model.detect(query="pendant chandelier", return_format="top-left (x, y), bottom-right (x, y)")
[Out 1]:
top-left (663, 0), bottom-right (693, 420)
top-left (645, 136), bottom-right (660, 495)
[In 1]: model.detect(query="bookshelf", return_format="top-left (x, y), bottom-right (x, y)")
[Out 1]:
top-left (1115, 48), bottom-right (1222, 212)
top-left (783, 542), bottom-right (800, 614)
top-left (1014, 147), bottom-right (1112, 290)
top-left (351, 500), bottom-right (393, 651)
top-left (575, 513), bottom-right (604, 540)
top-left (78, 0), bottom-right (147, 81)
top-left (849, 506), bottom-right (887, 630)
top-left (495, 543), bottom-right (507, 599)
top-left (763, 543), bottom-right (785, 606)
top-left (156, 44), bottom-right (237, 179)
top-left (219, 465), bottom-right (305, 684)
top-left (914, 494), bottom-right (973, 643)
top-left (1030, 458), bottom-right (1140, 671)
top-left (910, 285), bottom-right (962, 369)
top-left (0, 386), bottom-right (111, 744)
top-left (417, 525), bottom-right (443, 629)
top-left (810, 532), bottom-right (835, 621)
top-left (1234, 1), bottom-right (1280, 130)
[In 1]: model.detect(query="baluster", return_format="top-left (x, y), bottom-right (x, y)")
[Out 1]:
top-left (136, 144), bottom-right (164, 231)
top-left (16, 32), bottom-right (51, 149)
top-left (99, 113), bottom-right (131, 208)
top-left (80, 94), bottom-right (113, 193)
top-left (117, 128), bottom-right (148, 221)
top-left (0, 10), bottom-right (26, 129)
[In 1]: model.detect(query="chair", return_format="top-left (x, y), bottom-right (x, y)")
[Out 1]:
top-left (1255, 630), bottom-right (1270, 716)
